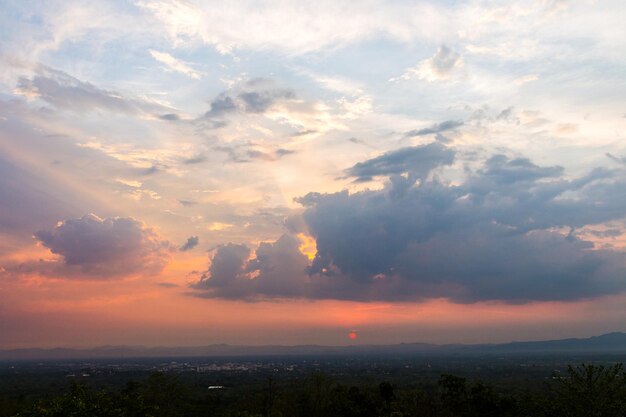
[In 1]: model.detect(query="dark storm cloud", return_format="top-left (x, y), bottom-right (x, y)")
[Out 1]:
top-left (179, 236), bottom-right (199, 251)
top-left (405, 120), bottom-right (464, 137)
top-left (344, 142), bottom-right (454, 183)
top-left (28, 214), bottom-right (172, 278)
top-left (191, 149), bottom-right (626, 303)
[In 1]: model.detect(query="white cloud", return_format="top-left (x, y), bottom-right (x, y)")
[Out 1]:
top-left (137, 0), bottom-right (448, 55)
top-left (149, 49), bottom-right (204, 79)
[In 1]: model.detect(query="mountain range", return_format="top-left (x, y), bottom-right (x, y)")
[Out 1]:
top-left (2, 332), bottom-right (626, 361)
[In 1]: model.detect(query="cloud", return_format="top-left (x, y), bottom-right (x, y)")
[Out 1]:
top-left (191, 151), bottom-right (626, 303)
top-left (30, 214), bottom-right (171, 278)
top-left (392, 45), bottom-right (464, 82)
top-left (191, 235), bottom-right (309, 300)
top-left (607, 153), bottom-right (626, 165)
top-left (203, 79), bottom-right (296, 120)
top-left (214, 144), bottom-right (297, 163)
top-left (405, 120), bottom-right (464, 137)
top-left (149, 49), bottom-right (204, 79)
top-left (14, 65), bottom-right (169, 115)
top-left (183, 155), bottom-right (207, 164)
top-left (479, 154), bottom-right (563, 184)
top-left (344, 142), bottom-right (455, 184)
top-left (178, 199), bottom-right (198, 207)
top-left (159, 113), bottom-right (180, 121)
top-left (180, 236), bottom-right (199, 251)
top-left (137, 1), bottom-right (448, 55)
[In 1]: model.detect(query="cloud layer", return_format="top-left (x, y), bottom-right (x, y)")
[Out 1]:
top-left (192, 145), bottom-right (626, 303)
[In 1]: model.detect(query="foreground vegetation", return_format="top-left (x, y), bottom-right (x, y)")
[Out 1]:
top-left (3, 363), bottom-right (626, 416)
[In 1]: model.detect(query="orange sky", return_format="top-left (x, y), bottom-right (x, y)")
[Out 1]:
top-left (2, 0), bottom-right (626, 349)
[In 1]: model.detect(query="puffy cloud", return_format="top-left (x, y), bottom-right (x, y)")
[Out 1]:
top-left (31, 214), bottom-right (171, 278)
top-left (191, 150), bottom-right (626, 303)
top-left (179, 236), bottom-right (199, 251)
top-left (192, 235), bottom-right (310, 300)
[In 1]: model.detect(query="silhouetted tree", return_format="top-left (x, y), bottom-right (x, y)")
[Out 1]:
top-left (550, 363), bottom-right (626, 417)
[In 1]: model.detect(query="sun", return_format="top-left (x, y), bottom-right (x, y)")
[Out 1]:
top-left (348, 331), bottom-right (358, 340)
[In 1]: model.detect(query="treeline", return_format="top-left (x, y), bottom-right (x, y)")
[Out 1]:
top-left (4, 363), bottom-right (626, 417)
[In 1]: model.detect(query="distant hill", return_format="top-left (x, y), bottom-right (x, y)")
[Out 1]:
top-left (1, 332), bottom-right (626, 361)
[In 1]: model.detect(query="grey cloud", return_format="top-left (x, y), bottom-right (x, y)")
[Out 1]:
top-left (276, 148), bottom-right (296, 157)
top-left (344, 142), bottom-right (455, 184)
top-left (192, 243), bottom-right (251, 297)
top-left (16, 66), bottom-right (168, 115)
top-left (291, 129), bottom-right (317, 137)
top-left (239, 89), bottom-right (295, 113)
top-left (178, 199), bottom-right (198, 207)
top-left (141, 165), bottom-right (161, 176)
top-left (405, 120), bottom-right (463, 137)
top-left (183, 155), bottom-right (207, 165)
top-left (31, 214), bottom-right (171, 278)
top-left (246, 150), bottom-right (274, 161)
top-left (191, 235), bottom-right (309, 300)
top-left (191, 151), bottom-right (626, 303)
top-left (179, 236), bottom-right (199, 251)
top-left (348, 137), bottom-right (365, 145)
top-left (157, 282), bottom-right (180, 288)
top-left (215, 145), bottom-right (296, 163)
top-left (203, 80), bottom-right (296, 121)
top-left (497, 107), bottom-right (514, 120)
top-left (205, 94), bottom-right (238, 117)
top-left (479, 155), bottom-right (563, 184)
top-left (159, 113), bottom-right (180, 121)
top-left (429, 45), bottom-right (462, 76)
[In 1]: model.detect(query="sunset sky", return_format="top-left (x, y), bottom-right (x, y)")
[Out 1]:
top-left (1, 0), bottom-right (626, 349)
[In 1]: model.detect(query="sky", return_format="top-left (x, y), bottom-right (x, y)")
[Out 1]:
top-left (1, 0), bottom-right (626, 349)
